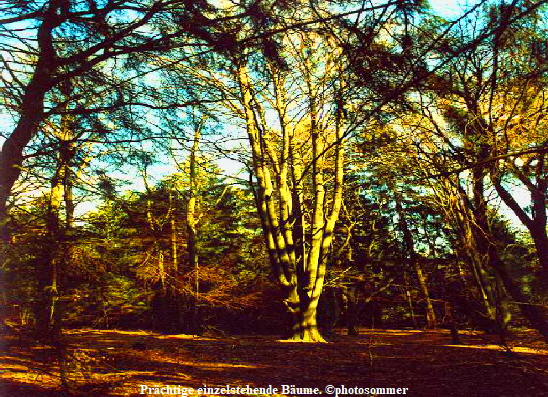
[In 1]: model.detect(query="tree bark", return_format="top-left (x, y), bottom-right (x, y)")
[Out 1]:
top-left (472, 168), bottom-right (548, 343)
top-left (187, 121), bottom-right (202, 334)
top-left (346, 286), bottom-right (359, 336)
top-left (235, 54), bottom-right (345, 342)
top-left (0, 0), bottom-right (63, 240)
top-left (491, 166), bottom-right (548, 277)
top-left (34, 102), bottom-right (76, 339)
top-left (395, 193), bottom-right (437, 329)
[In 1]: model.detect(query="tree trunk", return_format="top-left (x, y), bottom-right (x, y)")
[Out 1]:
top-left (0, 0), bottom-right (63, 240)
top-left (187, 122), bottom-right (202, 334)
top-left (395, 193), bottom-right (436, 329)
top-left (491, 170), bottom-right (548, 278)
top-left (530, 225), bottom-right (548, 278)
top-left (35, 172), bottom-right (63, 338)
top-left (415, 263), bottom-right (437, 329)
top-left (34, 108), bottom-right (76, 339)
top-left (444, 301), bottom-right (461, 344)
top-left (346, 286), bottom-right (359, 336)
top-left (473, 169), bottom-right (548, 344)
top-left (236, 55), bottom-right (345, 342)
top-left (404, 273), bottom-right (418, 329)
top-left (288, 293), bottom-right (325, 342)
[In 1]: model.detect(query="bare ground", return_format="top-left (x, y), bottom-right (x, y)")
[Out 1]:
top-left (1, 328), bottom-right (547, 397)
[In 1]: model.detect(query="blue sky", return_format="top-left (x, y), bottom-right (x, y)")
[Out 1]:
top-left (0, 0), bottom-right (533, 231)
top-left (429, 0), bottom-right (482, 19)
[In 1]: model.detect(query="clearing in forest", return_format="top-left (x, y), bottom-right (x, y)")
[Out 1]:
top-left (1, 328), bottom-right (548, 397)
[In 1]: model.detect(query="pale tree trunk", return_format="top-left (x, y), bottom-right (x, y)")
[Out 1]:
top-left (293, 74), bottom-right (326, 342)
top-left (236, 59), bottom-right (345, 342)
top-left (186, 122), bottom-right (202, 333)
top-left (471, 169), bottom-right (511, 333)
top-left (403, 272), bottom-right (419, 329)
top-left (294, 63), bottom-right (345, 342)
top-left (237, 63), bottom-right (299, 334)
top-left (170, 190), bottom-right (178, 274)
top-left (169, 189), bottom-right (185, 331)
top-left (460, 208), bottom-right (502, 332)
top-left (470, 257), bottom-right (500, 328)
top-left (415, 264), bottom-right (437, 329)
top-left (146, 197), bottom-right (169, 332)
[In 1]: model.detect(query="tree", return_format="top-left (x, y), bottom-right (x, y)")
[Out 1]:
top-left (234, 30), bottom-right (348, 341)
top-left (0, 0), bottom-right (268, 240)
top-left (168, 0), bottom-right (468, 340)
top-left (396, 1), bottom-right (548, 341)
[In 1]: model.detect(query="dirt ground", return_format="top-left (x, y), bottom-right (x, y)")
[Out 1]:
top-left (1, 328), bottom-right (547, 397)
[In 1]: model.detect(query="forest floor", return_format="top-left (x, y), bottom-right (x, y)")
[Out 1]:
top-left (1, 327), bottom-right (548, 397)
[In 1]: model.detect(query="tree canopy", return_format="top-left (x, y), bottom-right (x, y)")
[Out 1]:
top-left (2, 2), bottom-right (548, 386)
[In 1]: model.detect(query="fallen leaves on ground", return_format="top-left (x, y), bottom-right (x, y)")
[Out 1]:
top-left (1, 328), bottom-right (547, 397)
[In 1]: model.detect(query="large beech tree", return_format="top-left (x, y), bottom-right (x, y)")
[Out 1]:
top-left (234, 31), bottom-right (347, 341)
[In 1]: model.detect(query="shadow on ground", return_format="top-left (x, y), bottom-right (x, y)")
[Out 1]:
top-left (1, 328), bottom-right (547, 396)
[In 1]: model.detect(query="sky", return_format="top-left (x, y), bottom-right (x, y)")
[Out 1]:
top-left (0, 0), bottom-right (533, 231)
top-left (430, 0), bottom-right (473, 18)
